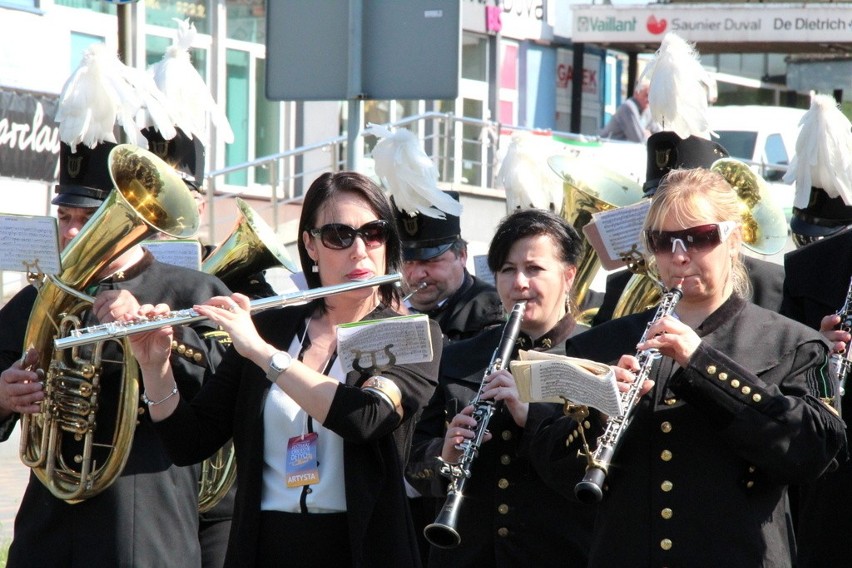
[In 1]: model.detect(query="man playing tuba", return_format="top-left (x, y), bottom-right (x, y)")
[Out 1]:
top-left (0, 44), bottom-right (231, 568)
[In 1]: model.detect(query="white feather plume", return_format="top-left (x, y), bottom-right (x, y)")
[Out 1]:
top-left (367, 125), bottom-right (462, 219)
top-left (497, 132), bottom-right (564, 213)
top-left (147, 18), bottom-right (234, 144)
top-left (55, 43), bottom-right (176, 152)
top-left (784, 94), bottom-right (852, 208)
top-left (640, 33), bottom-right (713, 140)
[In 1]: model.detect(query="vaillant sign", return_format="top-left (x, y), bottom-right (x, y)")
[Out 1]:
top-left (572, 3), bottom-right (852, 44)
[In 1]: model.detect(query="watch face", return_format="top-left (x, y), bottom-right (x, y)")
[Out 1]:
top-left (272, 352), bottom-right (290, 371)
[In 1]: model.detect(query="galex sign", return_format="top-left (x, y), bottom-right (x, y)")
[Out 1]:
top-left (572, 4), bottom-right (852, 44)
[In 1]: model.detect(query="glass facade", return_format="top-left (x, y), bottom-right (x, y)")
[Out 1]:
top-left (254, 57), bottom-right (279, 185)
top-left (56, 0), bottom-right (115, 14)
top-left (226, 0), bottom-right (265, 43)
top-left (225, 48), bottom-right (249, 186)
top-left (146, 0), bottom-right (210, 34)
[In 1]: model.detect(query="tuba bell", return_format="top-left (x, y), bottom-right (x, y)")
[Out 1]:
top-left (201, 197), bottom-right (298, 287)
top-left (547, 154), bottom-right (645, 324)
top-left (610, 158), bottom-right (788, 319)
top-left (20, 144), bottom-right (199, 503)
top-left (197, 197), bottom-right (296, 513)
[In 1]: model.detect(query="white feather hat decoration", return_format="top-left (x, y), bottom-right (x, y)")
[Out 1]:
top-left (367, 125), bottom-right (462, 219)
top-left (147, 18), bottom-right (235, 144)
top-left (55, 43), bottom-right (176, 152)
top-left (498, 131), bottom-right (563, 213)
top-left (639, 33), bottom-right (714, 140)
top-left (784, 94), bottom-right (852, 208)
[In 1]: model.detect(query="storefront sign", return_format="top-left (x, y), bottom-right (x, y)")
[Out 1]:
top-left (0, 89), bottom-right (60, 183)
top-left (572, 4), bottom-right (852, 44)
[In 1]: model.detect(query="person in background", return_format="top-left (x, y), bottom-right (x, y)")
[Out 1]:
top-left (407, 208), bottom-right (595, 567)
top-left (127, 171), bottom-right (442, 567)
top-left (529, 168), bottom-right (844, 567)
top-left (391, 193), bottom-right (503, 343)
top-left (599, 80), bottom-right (653, 143)
top-left (779, 93), bottom-right (852, 568)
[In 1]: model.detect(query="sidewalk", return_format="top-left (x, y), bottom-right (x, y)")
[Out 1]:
top-left (0, 424), bottom-right (28, 546)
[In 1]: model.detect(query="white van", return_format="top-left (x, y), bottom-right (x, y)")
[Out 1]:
top-left (707, 105), bottom-right (806, 221)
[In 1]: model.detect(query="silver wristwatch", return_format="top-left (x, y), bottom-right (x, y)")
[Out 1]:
top-left (266, 351), bottom-right (293, 382)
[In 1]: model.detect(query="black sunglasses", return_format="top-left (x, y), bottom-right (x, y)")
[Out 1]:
top-left (309, 220), bottom-right (390, 250)
top-left (645, 222), bottom-right (736, 255)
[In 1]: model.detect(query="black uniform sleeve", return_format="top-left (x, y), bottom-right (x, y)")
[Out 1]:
top-left (670, 340), bottom-right (846, 484)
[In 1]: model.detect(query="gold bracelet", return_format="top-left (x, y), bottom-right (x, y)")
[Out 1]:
top-left (142, 382), bottom-right (179, 406)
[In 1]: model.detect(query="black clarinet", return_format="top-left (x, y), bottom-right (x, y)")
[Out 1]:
top-left (574, 285), bottom-right (682, 504)
top-left (423, 301), bottom-right (526, 549)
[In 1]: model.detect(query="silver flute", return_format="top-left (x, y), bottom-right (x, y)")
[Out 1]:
top-left (829, 276), bottom-right (852, 397)
top-left (574, 285), bottom-right (682, 504)
top-left (54, 273), bottom-right (402, 350)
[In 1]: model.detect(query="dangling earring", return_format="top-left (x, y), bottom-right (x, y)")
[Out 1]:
top-left (312, 262), bottom-right (319, 273)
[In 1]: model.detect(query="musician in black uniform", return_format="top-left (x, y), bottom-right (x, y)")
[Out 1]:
top-left (529, 168), bottom-right (844, 567)
top-left (407, 208), bottom-right (595, 567)
top-left (393, 192), bottom-right (503, 342)
top-left (0, 140), bottom-right (230, 568)
top-left (779, 94), bottom-right (852, 568)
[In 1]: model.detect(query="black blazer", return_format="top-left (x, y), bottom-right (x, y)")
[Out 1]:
top-left (531, 296), bottom-right (844, 567)
top-left (781, 228), bottom-right (852, 568)
top-left (155, 302), bottom-right (442, 568)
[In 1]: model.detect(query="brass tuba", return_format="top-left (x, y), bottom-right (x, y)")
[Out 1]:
top-left (20, 144), bottom-right (199, 503)
top-left (197, 197), bottom-right (296, 513)
top-left (547, 155), bottom-right (645, 324)
top-left (610, 158), bottom-right (789, 318)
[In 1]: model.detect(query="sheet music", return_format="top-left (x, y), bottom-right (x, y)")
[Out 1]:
top-left (511, 351), bottom-right (622, 416)
top-left (0, 214), bottom-right (61, 274)
top-left (337, 314), bottom-right (433, 374)
top-left (582, 200), bottom-right (650, 270)
top-left (142, 240), bottom-right (202, 270)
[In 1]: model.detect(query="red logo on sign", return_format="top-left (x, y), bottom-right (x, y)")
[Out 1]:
top-left (647, 15), bottom-right (667, 34)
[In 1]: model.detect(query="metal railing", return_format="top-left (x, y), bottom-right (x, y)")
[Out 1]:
top-left (201, 111), bottom-right (599, 244)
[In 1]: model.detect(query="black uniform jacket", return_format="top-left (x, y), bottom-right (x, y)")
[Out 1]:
top-left (0, 252), bottom-right (230, 568)
top-left (153, 302), bottom-right (442, 568)
top-left (592, 255), bottom-right (784, 326)
top-left (426, 271), bottom-right (503, 342)
top-left (530, 295), bottom-right (845, 568)
top-left (407, 315), bottom-right (595, 568)
top-left (781, 228), bottom-right (852, 568)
